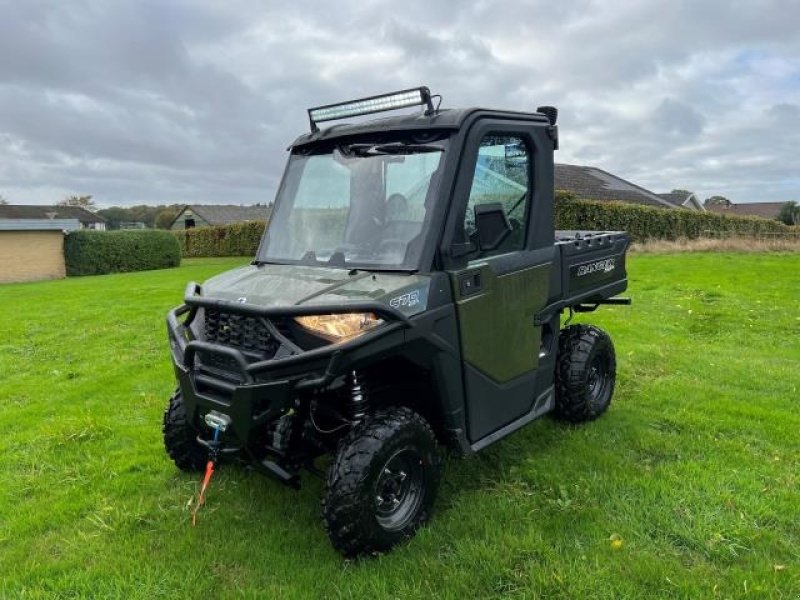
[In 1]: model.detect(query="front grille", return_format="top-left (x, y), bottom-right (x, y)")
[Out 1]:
top-left (203, 309), bottom-right (280, 359)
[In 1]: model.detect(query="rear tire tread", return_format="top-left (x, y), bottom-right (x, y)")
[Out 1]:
top-left (554, 324), bottom-right (616, 423)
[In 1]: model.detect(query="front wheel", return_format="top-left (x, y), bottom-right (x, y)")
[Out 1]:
top-left (163, 390), bottom-right (206, 472)
top-left (554, 324), bottom-right (616, 423)
top-left (322, 406), bottom-right (442, 557)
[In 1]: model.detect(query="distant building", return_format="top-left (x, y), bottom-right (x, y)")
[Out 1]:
top-left (705, 202), bottom-right (785, 220)
top-left (0, 205), bottom-right (107, 230)
top-left (169, 204), bottom-right (271, 230)
top-left (555, 164), bottom-right (680, 209)
top-left (657, 191), bottom-right (706, 211)
top-left (0, 218), bottom-right (80, 283)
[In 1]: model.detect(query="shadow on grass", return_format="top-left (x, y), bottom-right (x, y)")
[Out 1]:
top-left (243, 417), bottom-right (606, 552)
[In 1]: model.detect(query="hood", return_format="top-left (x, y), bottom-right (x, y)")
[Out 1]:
top-left (200, 264), bottom-right (431, 317)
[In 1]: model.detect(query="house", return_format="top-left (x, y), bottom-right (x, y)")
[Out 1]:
top-left (705, 202), bottom-right (785, 220)
top-left (555, 164), bottom-right (680, 209)
top-left (657, 191), bottom-right (706, 211)
top-left (0, 205), bottom-right (107, 230)
top-left (0, 218), bottom-right (80, 283)
top-left (169, 204), bottom-right (271, 230)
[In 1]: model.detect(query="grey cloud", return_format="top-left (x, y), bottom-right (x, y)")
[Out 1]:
top-left (652, 98), bottom-right (706, 137)
top-left (1, 0), bottom-right (799, 205)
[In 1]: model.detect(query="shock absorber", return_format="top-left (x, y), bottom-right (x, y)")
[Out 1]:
top-left (346, 370), bottom-right (370, 420)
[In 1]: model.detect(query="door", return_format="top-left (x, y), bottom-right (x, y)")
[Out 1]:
top-left (447, 127), bottom-right (554, 442)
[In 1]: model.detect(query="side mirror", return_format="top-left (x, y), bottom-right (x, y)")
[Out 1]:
top-left (474, 203), bottom-right (512, 251)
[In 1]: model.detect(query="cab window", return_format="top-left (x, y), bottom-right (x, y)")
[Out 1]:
top-left (463, 134), bottom-right (530, 258)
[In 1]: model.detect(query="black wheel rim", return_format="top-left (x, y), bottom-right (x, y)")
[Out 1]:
top-left (373, 449), bottom-right (425, 531)
top-left (587, 353), bottom-right (610, 409)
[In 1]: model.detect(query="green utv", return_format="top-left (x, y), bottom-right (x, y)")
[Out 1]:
top-left (164, 87), bottom-right (630, 556)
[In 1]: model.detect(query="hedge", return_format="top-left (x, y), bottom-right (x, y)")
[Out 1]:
top-left (554, 191), bottom-right (793, 241)
top-left (172, 221), bottom-right (266, 258)
top-left (167, 197), bottom-right (793, 258)
top-left (64, 230), bottom-right (181, 276)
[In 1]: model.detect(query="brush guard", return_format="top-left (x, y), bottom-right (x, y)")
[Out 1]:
top-left (167, 282), bottom-right (412, 485)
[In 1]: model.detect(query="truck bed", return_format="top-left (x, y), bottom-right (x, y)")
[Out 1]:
top-left (546, 229), bottom-right (630, 312)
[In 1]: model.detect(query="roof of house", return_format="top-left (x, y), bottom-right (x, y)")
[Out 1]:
top-left (0, 204), bottom-right (106, 223)
top-left (176, 204), bottom-right (270, 226)
top-left (705, 202), bottom-right (785, 220)
top-left (0, 218), bottom-right (81, 231)
top-left (555, 164), bottom-right (679, 209)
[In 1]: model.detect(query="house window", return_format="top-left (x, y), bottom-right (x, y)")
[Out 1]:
top-left (462, 134), bottom-right (530, 258)
top-left (185, 218), bottom-right (195, 229)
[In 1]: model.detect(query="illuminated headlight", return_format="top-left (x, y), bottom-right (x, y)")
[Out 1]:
top-left (295, 313), bottom-right (383, 342)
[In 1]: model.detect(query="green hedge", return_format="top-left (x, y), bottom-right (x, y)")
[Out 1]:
top-left (167, 197), bottom-right (793, 259)
top-left (64, 230), bottom-right (181, 276)
top-left (554, 192), bottom-right (793, 241)
top-left (172, 221), bottom-right (267, 258)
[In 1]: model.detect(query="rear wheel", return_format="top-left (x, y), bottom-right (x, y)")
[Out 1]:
top-left (554, 324), bottom-right (616, 423)
top-left (163, 390), bottom-right (206, 472)
top-left (322, 406), bottom-right (442, 557)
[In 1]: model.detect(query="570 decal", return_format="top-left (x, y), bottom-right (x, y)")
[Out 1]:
top-left (389, 290), bottom-right (421, 309)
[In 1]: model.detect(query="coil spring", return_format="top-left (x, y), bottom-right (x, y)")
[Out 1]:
top-left (346, 370), bottom-right (370, 420)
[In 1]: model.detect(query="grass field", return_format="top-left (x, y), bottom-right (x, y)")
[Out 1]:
top-left (1, 254), bottom-right (798, 599)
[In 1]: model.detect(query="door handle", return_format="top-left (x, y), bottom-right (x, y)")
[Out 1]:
top-left (458, 272), bottom-right (483, 297)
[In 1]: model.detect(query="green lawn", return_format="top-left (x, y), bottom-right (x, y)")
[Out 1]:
top-left (1, 254), bottom-right (798, 599)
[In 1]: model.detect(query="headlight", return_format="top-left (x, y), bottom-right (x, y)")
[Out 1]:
top-left (294, 313), bottom-right (383, 342)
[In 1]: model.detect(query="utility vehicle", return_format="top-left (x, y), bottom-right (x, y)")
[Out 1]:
top-left (164, 87), bottom-right (630, 556)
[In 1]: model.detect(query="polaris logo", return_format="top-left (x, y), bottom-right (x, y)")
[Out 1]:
top-left (576, 258), bottom-right (616, 277)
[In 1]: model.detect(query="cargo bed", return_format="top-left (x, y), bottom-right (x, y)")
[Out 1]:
top-left (540, 230), bottom-right (630, 323)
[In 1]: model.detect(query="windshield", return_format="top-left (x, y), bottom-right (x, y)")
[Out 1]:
top-left (258, 139), bottom-right (446, 270)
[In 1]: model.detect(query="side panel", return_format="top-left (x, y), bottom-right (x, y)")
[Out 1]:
top-left (453, 261), bottom-right (549, 381)
top-left (451, 255), bottom-right (553, 441)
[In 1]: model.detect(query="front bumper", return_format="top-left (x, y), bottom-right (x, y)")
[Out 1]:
top-left (167, 282), bottom-right (411, 448)
top-left (173, 363), bottom-right (294, 449)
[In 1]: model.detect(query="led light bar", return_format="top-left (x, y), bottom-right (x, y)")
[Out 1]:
top-left (308, 86), bottom-right (434, 132)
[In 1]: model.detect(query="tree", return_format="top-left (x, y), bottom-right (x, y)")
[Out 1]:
top-left (155, 208), bottom-right (179, 229)
top-left (704, 195), bottom-right (731, 208)
top-left (96, 203), bottom-right (183, 229)
top-left (670, 189), bottom-right (694, 197)
top-left (0, 194), bottom-right (8, 205)
top-left (58, 195), bottom-right (96, 210)
top-left (777, 201), bottom-right (800, 226)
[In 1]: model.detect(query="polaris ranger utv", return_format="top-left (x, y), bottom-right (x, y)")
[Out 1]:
top-left (164, 87), bottom-right (630, 556)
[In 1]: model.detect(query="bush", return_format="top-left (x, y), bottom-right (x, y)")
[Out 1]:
top-left (554, 192), bottom-right (793, 241)
top-left (65, 230), bottom-right (181, 276)
top-left (173, 221), bottom-right (266, 257)
top-left (167, 197), bottom-right (793, 259)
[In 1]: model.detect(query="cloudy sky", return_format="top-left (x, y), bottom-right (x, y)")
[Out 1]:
top-left (1, 0), bottom-right (798, 207)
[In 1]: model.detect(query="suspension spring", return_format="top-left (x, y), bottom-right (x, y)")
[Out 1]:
top-left (346, 370), bottom-right (370, 420)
